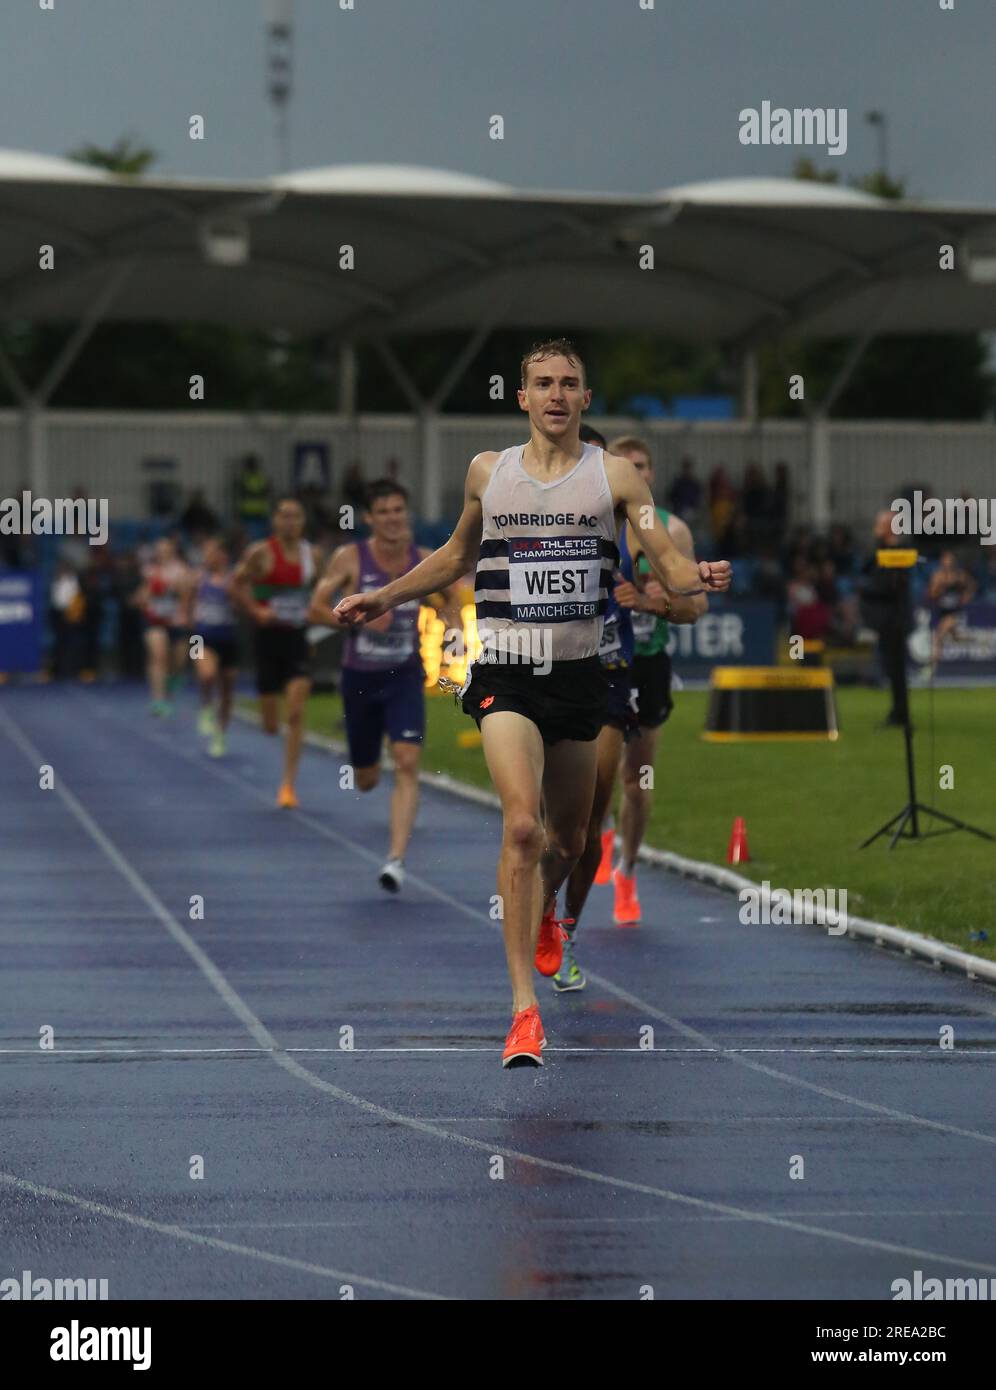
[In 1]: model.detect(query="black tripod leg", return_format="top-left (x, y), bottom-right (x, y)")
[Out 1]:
top-left (917, 805), bottom-right (996, 842)
top-left (859, 807), bottom-right (909, 849)
top-left (888, 805), bottom-right (915, 850)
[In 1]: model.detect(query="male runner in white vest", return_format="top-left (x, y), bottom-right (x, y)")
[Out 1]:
top-left (335, 340), bottom-right (731, 1068)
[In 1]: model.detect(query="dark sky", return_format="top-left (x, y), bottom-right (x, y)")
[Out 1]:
top-left (1, 0), bottom-right (993, 203)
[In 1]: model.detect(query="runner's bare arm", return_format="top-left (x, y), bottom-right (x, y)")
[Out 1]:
top-left (177, 570), bottom-right (198, 628)
top-left (335, 454), bottom-right (491, 626)
top-left (623, 513), bottom-right (704, 623)
top-left (607, 453), bottom-right (731, 614)
top-left (231, 541), bottom-right (273, 622)
top-left (307, 545), bottom-right (358, 626)
top-left (420, 546), bottom-right (465, 633)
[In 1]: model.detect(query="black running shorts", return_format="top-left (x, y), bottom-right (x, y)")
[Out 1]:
top-left (631, 650), bottom-right (674, 729)
top-left (462, 655), bottom-right (608, 744)
top-left (254, 626), bottom-right (311, 695)
top-left (604, 666), bottom-right (640, 741)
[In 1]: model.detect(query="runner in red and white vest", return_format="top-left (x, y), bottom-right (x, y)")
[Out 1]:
top-left (233, 496), bottom-right (322, 808)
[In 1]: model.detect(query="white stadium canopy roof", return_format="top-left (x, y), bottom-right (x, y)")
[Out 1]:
top-left (3, 151), bottom-right (996, 343)
top-left (4, 150), bottom-right (996, 520)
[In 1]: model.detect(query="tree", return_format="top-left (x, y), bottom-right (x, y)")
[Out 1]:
top-left (66, 134), bottom-right (157, 177)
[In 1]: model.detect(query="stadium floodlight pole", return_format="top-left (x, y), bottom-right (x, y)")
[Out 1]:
top-left (865, 110), bottom-right (888, 178)
top-left (265, 0), bottom-right (294, 173)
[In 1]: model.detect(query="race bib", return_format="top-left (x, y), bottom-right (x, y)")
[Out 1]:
top-left (632, 609), bottom-right (657, 642)
top-left (270, 591), bottom-right (308, 626)
top-left (355, 628), bottom-right (416, 663)
top-left (599, 614), bottom-right (623, 663)
top-left (508, 535), bottom-right (601, 622)
top-left (148, 593), bottom-right (176, 620)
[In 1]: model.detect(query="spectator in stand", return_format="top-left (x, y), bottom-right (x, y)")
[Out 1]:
top-left (742, 461), bottom-right (770, 549)
top-left (769, 461), bottom-right (790, 535)
top-left (79, 551), bottom-right (112, 682)
top-left (235, 455), bottom-right (272, 539)
top-left (786, 554), bottom-right (830, 642)
top-left (298, 481), bottom-right (336, 548)
top-left (341, 460), bottom-right (367, 518)
top-left (708, 465), bottom-right (737, 546)
top-left (49, 560), bottom-right (86, 680)
top-left (753, 544), bottom-right (787, 619)
top-left (114, 550), bottom-right (145, 679)
top-left (179, 488), bottom-right (220, 538)
top-left (668, 456), bottom-right (702, 522)
top-left (828, 523), bottom-right (856, 576)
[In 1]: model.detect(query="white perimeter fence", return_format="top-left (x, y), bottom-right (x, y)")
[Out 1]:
top-left (1, 411), bottom-right (994, 532)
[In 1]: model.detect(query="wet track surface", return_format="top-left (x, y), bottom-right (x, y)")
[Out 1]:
top-left (2, 685), bottom-right (996, 1300)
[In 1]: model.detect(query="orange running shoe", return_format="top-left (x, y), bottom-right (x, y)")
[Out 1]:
top-left (502, 1005), bottom-right (545, 1068)
top-left (612, 867), bottom-right (641, 926)
top-left (594, 828), bottom-right (615, 884)
top-left (277, 783), bottom-right (299, 809)
top-left (535, 902), bottom-right (566, 976)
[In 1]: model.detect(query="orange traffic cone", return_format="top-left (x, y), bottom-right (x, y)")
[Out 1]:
top-left (727, 817), bottom-right (749, 864)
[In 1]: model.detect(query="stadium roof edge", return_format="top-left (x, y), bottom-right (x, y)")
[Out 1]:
top-left (652, 177), bottom-right (887, 208)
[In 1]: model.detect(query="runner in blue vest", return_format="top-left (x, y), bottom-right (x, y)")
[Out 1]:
top-left (309, 479), bottom-right (462, 892)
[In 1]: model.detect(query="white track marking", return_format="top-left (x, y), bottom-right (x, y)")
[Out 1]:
top-left (0, 1172), bottom-right (445, 1299)
top-left (5, 703), bottom-right (996, 1279)
top-left (2, 1045), bottom-right (996, 1057)
top-left (120, 711), bottom-right (996, 1149)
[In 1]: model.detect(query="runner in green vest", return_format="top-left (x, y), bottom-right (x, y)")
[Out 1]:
top-left (605, 434), bottom-right (699, 926)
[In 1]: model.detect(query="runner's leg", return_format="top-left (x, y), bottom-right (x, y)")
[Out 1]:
top-left (144, 628), bottom-right (168, 705)
top-left (539, 736), bottom-right (599, 918)
top-left (260, 694), bottom-right (280, 735)
top-left (481, 711), bottom-right (546, 1013)
top-left (387, 741), bottom-right (420, 862)
top-left (564, 724), bottom-right (624, 923)
top-left (218, 664), bottom-right (236, 730)
top-left (282, 675), bottom-right (311, 790)
top-left (620, 724), bottom-right (661, 874)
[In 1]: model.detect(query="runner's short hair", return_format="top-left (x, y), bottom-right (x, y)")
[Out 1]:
top-left (273, 494), bottom-right (305, 514)
top-left (520, 338), bottom-right (586, 388)
top-left (608, 434), bottom-right (652, 461)
top-left (365, 478), bottom-right (410, 509)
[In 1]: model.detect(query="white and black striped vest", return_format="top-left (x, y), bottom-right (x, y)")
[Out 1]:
top-left (474, 443), bottom-right (619, 662)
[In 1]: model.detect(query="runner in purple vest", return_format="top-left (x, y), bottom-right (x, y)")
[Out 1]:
top-left (309, 479), bottom-right (462, 893)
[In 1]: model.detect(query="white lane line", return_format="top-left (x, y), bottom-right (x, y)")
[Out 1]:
top-left (178, 1209), bottom-right (996, 1229)
top-left (0, 1172), bottom-right (445, 1301)
top-left (3, 1045), bottom-right (996, 1057)
top-left (6, 703), bottom-right (996, 1280)
top-left (133, 711), bottom-right (996, 1149)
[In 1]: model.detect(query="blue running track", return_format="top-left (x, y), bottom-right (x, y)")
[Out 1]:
top-left (2, 685), bottom-right (995, 1300)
